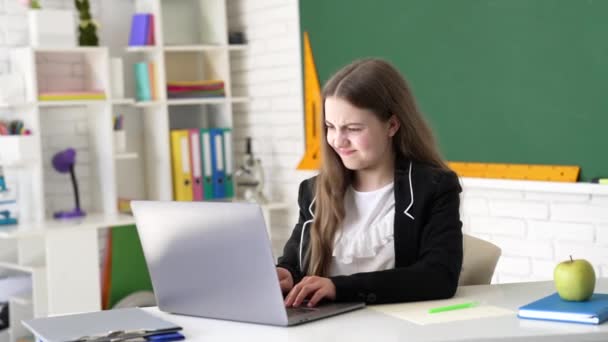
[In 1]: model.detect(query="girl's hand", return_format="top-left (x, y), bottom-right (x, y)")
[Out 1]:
top-left (276, 267), bottom-right (294, 293)
top-left (284, 276), bottom-right (336, 307)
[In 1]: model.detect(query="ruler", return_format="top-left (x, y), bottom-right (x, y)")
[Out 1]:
top-left (448, 162), bottom-right (580, 182)
top-left (297, 32), bottom-right (322, 170)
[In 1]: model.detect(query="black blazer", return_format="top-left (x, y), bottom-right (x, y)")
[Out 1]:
top-left (276, 158), bottom-right (463, 305)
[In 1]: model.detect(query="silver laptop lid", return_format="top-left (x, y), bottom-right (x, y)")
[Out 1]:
top-left (131, 201), bottom-right (288, 326)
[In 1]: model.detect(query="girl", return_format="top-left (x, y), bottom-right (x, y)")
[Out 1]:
top-left (277, 58), bottom-right (462, 307)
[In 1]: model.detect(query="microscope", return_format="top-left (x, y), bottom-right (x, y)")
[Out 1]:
top-left (234, 137), bottom-right (268, 204)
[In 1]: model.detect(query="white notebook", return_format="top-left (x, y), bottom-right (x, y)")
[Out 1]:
top-left (22, 307), bottom-right (181, 342)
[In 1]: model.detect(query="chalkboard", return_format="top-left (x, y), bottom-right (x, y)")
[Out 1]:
top-left (300, 0), bottom-right (608, 180)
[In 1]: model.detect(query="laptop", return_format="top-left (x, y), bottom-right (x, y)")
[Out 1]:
top-left (131, 200), bottom-right (365, 326)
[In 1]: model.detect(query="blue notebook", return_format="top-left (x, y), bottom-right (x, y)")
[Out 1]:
top-left (518, 292), bottom-right (608, 325)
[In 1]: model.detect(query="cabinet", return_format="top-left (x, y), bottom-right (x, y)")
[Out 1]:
top-left (0, 46), bottom-right (137, 342)
top-left (0, 1), bottom-right (286, 341)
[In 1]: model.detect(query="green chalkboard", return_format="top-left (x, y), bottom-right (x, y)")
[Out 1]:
top-left (300, 0), bottom-right (608, 180)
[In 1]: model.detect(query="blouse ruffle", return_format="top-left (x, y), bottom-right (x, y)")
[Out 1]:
top-left (332, 208), bottom-right (395, 264)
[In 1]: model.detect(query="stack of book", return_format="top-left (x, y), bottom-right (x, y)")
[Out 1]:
top-left (129, 13), bottom-right (155, 46)
top-left (38, 91), bottom-right (106, 101)
top-left (167, 80), bottom-right (225, 99)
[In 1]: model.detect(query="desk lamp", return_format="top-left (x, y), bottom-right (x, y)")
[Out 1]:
top-left (52, 148), bottom-right (86, 219)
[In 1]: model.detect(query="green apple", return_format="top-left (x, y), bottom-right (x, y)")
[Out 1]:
top-left (554, 256), bottom-right (596, 301)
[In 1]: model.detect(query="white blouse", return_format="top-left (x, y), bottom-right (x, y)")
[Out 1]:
top-left (329, 182), bottom-right (395, 277)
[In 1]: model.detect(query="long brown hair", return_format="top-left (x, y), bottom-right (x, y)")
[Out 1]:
top-left (307, 58), bottom-right (448, 276)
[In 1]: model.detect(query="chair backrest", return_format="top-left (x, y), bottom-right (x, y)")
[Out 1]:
top-left (459, 234), bottom-right (501, 286)
top-left (113, 290), bottom-right (156, 309)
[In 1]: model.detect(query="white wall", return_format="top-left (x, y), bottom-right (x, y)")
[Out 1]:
top-left (462, 178), bottom-right (608, 283)
top-left (225, 0), bottom-right (315, 256)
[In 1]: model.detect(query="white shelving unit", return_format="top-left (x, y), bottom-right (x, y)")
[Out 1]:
top-left (123, 0), bottom-right (251, 203)
top-left (0, 46), bottom-right (138, 341)
top-left (0, 1), bottom-right (281, 340)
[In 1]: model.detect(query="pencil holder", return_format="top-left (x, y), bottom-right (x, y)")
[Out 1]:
top-left (113, 130), bottom-right (126, 153)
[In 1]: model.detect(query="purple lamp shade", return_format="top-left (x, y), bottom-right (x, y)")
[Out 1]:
top-left (52, 148), bottom-right (86, 219)
top-left (52, 148), bottom-right (76, 173)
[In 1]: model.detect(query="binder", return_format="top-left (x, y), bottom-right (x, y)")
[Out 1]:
top-left (128, 14), bottom-right (150, 46)
top-left (170, 130), bottom-right (193, 201)
top-left (148, 62), bottom-right (157, 100)
top-left (518, 292), bottom-right (608, 324)
top-left (209, 128), bottom-right (226, 198)
top-left (222, 128), bottom-right (234, 198)
top-left (199, 128), bottom-right (214, 199)
top-left (188, 129), bottom-right (203, 201)
top-left (22, 307), bottom-right (181, 342)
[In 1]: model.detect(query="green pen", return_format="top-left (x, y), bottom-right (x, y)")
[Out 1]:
top-left (428, 301), bottom-right (478, 314)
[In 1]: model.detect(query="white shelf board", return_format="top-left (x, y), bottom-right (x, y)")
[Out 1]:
top-left (261, 202), bottom-right (290, 211)
top-left (0, 329), bottom-right (8, 341)
top-left (228, 44), bottom-right (248, 51)
top-left (37, 100), bottom-right (107, 107)
top-left (31, 46), bottom-right (108, 54)
top-left (111, 98), bottom-right (135, 105)
top-left (166, 98), bottom-right (227, 106)
top-left (0, 261), bottom-right (42, 274)
top-left (231, 97), bottom-right (250, 104)
top-left (0, 102), bottom-right (35, 109)
top-left (164, 45), bottom-right (225, 52)
top-left (126, 46), bottom-right (160, 53)
top-left (114, 152), bottom-right (138, 160)
top-left (230, 201), bottom-right (289, 211)
top-left (461, 177), bottom-right (608, 195)
top-left (134, 101), bottom-right (164, 108)
top-left (0, 213), bottom-right (136, 239)
top-left (9, 293), bottom-right (33, 306)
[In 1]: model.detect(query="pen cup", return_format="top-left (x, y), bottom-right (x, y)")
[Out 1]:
top-left (113, 130), bottom-right (126, 153)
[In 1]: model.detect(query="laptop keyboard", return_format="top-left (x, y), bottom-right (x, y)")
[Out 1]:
top-left (286, 306), bottom-right (320, 316)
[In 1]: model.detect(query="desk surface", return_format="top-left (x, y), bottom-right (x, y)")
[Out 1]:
top-left (146, 279), bottom-right (608, 342)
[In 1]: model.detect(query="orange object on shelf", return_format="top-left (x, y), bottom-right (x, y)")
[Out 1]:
top-left (297, 32), bottom-right (322, 170)
top-left (448, 162), bottom-right (580, 182)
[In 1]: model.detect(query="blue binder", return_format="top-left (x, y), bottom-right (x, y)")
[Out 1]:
top-left (199, 128), bottom-right (214, 200)
top-left (518, 292), bottom-right (608, 325)
top-left (129, 14), bottom-right (150, 46)
top-left (209, 128), bottom-right (226, 198)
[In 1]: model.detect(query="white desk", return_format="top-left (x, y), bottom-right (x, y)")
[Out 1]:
top-left (145, 279), bottom-right (608, 342)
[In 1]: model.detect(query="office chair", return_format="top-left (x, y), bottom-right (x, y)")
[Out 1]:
top-left (101, 225), bottom-right (154, 309)
top-left (458, 234), bottom-right (501, 286)
top-left (112, 290), bottom-right (156, 309)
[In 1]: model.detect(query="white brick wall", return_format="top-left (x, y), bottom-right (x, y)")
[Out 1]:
top-left (226, 0), bottom-right (315, 257)
top-left (462, 178), bottom-right (608, 283)
top-left (0, 0), bottom-right (100, 218)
